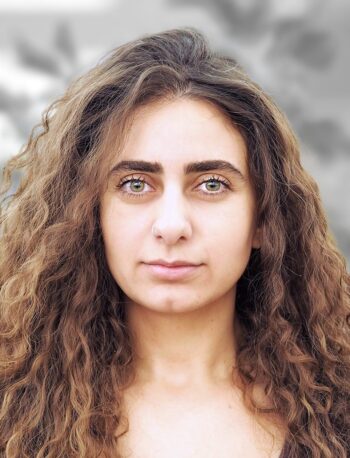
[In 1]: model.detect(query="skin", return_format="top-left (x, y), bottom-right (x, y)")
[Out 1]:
top-left (99, 98), bottom-right (289, 457)
top-left (100, 97), bottom-right (261, 390)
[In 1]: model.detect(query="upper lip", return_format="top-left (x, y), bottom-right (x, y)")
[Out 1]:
top-left (145, 259), bottom-right (200, 267)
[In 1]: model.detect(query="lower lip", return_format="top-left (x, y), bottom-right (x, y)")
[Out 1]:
top-left (143, 263), bottom-right (202, 280)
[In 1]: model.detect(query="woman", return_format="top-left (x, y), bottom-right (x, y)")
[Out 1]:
top-left (0, 27), bottom-right (349, 457)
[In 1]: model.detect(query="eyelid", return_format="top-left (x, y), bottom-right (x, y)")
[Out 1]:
top-left (117, 173), bottom-right (231, 186)
top-left (118, 174), bottom-right (146, 185)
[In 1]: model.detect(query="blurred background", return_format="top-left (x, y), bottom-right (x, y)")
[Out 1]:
top-left (0, 0), bottom-right (349, 265)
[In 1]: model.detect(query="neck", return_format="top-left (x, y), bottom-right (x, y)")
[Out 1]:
top-left (125, 288), bottom-right (241, 391)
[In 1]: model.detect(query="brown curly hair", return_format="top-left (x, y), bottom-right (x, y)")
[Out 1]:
top-left (1, 27), bottom-right (349, 457)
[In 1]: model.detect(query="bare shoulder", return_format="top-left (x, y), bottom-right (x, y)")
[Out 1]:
top-left (115, 381), bottom-right (287, 458)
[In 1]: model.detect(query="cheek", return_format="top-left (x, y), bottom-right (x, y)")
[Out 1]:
top-left (205, 203), bottom-right (255, 250)
top-left (100, 205), bottom-right (145, 276)
top-left (101, 201), bottom-right (142, 245)
top-left (100, 224), bottom-right (131, 290)
top-left (205, 207), bottom-right (256, 282)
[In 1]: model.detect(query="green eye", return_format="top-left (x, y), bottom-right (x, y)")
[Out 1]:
top-left (129, 179), bottom-right (145, 193)
top-left (115, 175), bottom-right (148, 199)
top-left (115, 175), bottom-right (231, 199)
top-left (204, 179), bottom-right (222, 192)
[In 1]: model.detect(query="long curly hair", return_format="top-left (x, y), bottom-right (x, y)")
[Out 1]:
top-left (1, 27), bottom-right (349, 458)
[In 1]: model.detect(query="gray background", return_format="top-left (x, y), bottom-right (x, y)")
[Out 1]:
top-left (0, 0), bottom-right (349, 265)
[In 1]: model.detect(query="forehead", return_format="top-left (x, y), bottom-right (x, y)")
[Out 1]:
top-left (111, 97), bottom-right (248, 175)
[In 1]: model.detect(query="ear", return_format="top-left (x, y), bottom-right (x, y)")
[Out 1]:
top-left (252, 226), bottom-right (261, 249)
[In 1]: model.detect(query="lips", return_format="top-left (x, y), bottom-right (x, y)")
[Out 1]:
top-left (142, 262), bottom-right (203, 280)
top-left (146, 259), bottom-right (200, 267)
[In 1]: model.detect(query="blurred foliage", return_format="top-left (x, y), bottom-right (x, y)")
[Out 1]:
top-left (170, 0), bottom-right (271, 41)
top-left (0, 0), bottom-right (349, 261)
top-left (270, 21), bottom-right (336, 69)
top-left (13, 22), bottom-right (77, 79)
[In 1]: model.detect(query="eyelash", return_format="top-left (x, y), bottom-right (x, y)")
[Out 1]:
top-left (114, 174), bottom-right (232, 199)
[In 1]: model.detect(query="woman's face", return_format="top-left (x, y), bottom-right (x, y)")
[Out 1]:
top-left (99, 97), bottom-right (261, 313)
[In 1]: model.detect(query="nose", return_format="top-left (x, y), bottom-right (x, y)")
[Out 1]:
top-left (151, 184), bottom-right (192, 245)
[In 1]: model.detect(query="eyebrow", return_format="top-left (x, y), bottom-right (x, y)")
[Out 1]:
top-left (109, 159), bottom-right (246, 181)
